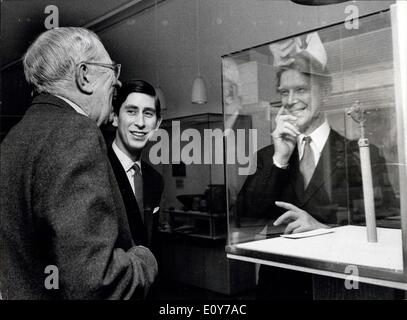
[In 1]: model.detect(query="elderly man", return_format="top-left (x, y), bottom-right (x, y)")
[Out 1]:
top-left (0, 27), bottom-right (157, 300)
top-left (236, 35), bottom-right (395, 299)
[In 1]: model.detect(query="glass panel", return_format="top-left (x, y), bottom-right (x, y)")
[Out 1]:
top-left (224, 9), bottom-right (405, 281)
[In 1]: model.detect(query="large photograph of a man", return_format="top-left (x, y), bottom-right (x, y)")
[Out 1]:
top-left (231, 31), bottom-right (398, 299)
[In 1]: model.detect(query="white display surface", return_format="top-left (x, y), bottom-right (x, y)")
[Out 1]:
top-left (233, 225), bottom-right (403, 271)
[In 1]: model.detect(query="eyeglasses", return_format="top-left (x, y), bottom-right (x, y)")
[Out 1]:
top-left (81, 61), bottom-right (121, 79)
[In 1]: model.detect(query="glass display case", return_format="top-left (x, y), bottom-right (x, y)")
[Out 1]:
top-left (223, 3), bottom-right (407, 290)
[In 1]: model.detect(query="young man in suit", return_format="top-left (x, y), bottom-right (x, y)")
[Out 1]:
top-left (0, 28), bottom-right (157, 299)
top-left (236, 41), bottom-right (395, 299)
top-left (109, 80), bottom-right (163, 253)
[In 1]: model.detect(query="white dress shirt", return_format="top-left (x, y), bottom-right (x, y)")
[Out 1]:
top-left (297, 119), bottom-right (330, 166)
top-left (112, 140), bottom-right (142, 195)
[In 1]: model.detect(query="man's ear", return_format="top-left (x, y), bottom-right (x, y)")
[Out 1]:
top-left (112, 112), bottom-right (119, 127)
top-left (76, 63), bottom-right (93, 94)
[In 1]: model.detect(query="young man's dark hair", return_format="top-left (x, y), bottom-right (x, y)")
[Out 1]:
top-left (113, 80), bottom-right (161, 118)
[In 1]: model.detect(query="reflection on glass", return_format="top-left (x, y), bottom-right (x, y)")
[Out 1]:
top-left (223, 11), bottom-right (401, 246)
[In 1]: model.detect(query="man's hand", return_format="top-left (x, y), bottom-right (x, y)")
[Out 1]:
top-left (130, 245), bottom-right (158, 298)
top-left (273, 201), bottom-right (328, 234)
top-left (269, 38), bottom-right (301, 67)
top-left (272, 106), bottom-right (300, 165)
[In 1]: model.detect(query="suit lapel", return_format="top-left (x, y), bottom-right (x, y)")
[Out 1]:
top-left (108, 147), bottom-right (147, 244)
top-left (300, 151), bottom-right (328, 205)
top-left (289, 148), bottom-right (304, 201)
top-left (108, 148), bottom-right (138, 206)
top-left (108, 148), bottom-right (161, 247)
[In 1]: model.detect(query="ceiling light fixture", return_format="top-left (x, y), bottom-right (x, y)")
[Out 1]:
top-left (191, 0), bottom-right (207, 104)
top-left (291, 0), bottom-right (349, 5)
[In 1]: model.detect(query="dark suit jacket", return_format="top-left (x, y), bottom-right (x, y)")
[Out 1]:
top-left (108, 147), bottom-right (163, 253)
top-left (0, 94), bottom-right (156, 300)
top-left (236, 129), bottom-right (396, 229)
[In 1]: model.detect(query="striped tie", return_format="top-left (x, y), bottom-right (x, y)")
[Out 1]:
top-left (300, 136), bottom-right (315, 189)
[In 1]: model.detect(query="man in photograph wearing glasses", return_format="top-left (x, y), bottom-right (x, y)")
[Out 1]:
top-left (0, 27), bottom-right (157, 299)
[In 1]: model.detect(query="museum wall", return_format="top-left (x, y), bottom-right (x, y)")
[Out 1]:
top-left (99, 0), bottom-right (395, 120)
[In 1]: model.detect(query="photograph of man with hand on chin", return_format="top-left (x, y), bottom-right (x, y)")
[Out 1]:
top-left (235, 33), bottom-right (395, 300)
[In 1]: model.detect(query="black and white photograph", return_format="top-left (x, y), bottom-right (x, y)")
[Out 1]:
top-left (1, 0), bottom-right (406, 313)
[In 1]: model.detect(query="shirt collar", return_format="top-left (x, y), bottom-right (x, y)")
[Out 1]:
top-left (112, 140), bottom-right (142, 174)
top-left (55, 95), bottom-right (88, 117)
top-left (297, 119), bottom-right (330, 155)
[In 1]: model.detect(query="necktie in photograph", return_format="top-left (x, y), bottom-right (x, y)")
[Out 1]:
top-left (300, 136), bottom-right (315, 189)
top-left (133, 163), bottom-right (144, 222)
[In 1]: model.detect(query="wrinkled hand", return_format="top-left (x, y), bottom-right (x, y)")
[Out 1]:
top-left (272, 106), bottom-right (300, 165)
top-left (273, 201), bottom-right (328, 234)
top-left (132, 245), bottom-right (158, 297)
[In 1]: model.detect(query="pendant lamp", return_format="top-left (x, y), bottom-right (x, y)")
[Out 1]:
top-left (191, 0), bottom-right (207, 104)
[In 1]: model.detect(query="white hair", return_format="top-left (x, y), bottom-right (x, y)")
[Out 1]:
top-left (23, 27), bottom-right (105, 94)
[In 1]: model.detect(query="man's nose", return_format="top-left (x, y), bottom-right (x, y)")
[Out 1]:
top-left (115, 79), bottom-right (122, 88)
top-left (134, 114), bottom-right (145, 128)
top-left (287, 90), bottom-right (296, 105)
